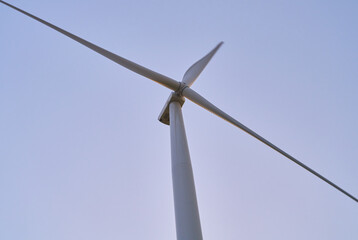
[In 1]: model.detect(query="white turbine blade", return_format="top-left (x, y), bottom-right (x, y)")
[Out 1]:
top-left (182, 42), bottom-right (223, 87)
top-left (0, 0), bottom-right (180, 91)
top-left (182, 87), bottom-right (358, 202)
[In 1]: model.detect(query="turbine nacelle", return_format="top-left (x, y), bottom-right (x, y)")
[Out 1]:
top-left (159, 92), bottom-right (185, 125)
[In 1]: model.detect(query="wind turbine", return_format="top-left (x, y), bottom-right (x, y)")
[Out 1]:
top-left (1, 1), bottom-right (357, 239)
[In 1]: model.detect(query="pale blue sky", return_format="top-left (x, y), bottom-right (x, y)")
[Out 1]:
top-left (1, 1), bottom-right (358, 239)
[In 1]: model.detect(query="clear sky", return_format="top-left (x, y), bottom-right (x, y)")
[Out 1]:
top-left (1, 0), bottom-right (358, 239)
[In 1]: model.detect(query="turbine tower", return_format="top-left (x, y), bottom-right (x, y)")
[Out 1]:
top-left (1, 1), bottom-right (357, 239)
